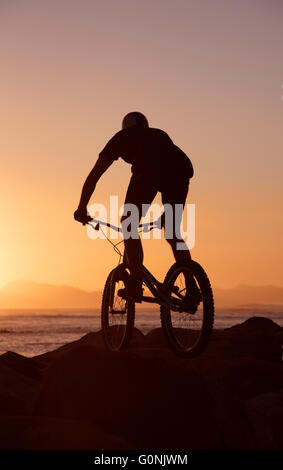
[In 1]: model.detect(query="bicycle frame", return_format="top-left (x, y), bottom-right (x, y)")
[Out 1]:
top-left (88, 218), bottom-right (185, 312)
top-left (141, 266), bottom-right (184, 311)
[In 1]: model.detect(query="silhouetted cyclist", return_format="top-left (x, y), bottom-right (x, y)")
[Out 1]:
top-left (74, 112), bottom-right (195, 301)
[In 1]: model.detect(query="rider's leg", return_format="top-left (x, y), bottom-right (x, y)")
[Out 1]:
top-left (166, 236), bottom-right (191, 263)
top-left (161, 176), bottom-right (191, 263)
top-left (120, 173), bottom-right (157, 299)
top-left (121, 227), bottom-right (143, 279)
top-left (161, 177), bottom-right (201, 304)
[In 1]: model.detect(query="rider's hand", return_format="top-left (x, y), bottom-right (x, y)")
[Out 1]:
top-left (74, 207), bottom-right (92, 225)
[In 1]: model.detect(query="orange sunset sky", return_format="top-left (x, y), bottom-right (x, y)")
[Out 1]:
top-left (1, 0), bottom-right (283, 293)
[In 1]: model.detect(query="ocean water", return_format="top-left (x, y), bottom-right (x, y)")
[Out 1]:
top-left (0, 306), bottom-right (282, 357)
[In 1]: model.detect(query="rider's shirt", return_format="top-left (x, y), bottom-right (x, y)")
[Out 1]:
top-left (99, 127), bottom-right (194, 179)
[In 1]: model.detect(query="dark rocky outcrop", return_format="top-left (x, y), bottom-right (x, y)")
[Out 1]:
top-left (0, 316), bottom-right (282, 449)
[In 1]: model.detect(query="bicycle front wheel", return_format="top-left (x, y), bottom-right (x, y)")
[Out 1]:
top-left (160, 260), bottom-right (214, 357)
top-left (101, 264), bottom-right (135, 351)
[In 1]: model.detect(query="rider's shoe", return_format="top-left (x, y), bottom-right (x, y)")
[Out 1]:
top-left (118, 277), bottom-right (143, 303)
top-left (189, 287), bottom-right (202, 305)
top-left (182, 281), bottom-right (202, 312)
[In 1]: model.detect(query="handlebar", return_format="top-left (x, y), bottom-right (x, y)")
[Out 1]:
top-left (87, 215), bottom-right (164, 260)
top-left (88, 216), bottom-right (163, 233)
top-left (88, 219), bottom-right (121, 232)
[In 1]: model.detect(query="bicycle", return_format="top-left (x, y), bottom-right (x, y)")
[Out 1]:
top-left (88, 217), bottom-right (214, 358)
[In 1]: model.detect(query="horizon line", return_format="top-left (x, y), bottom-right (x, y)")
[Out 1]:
top-left (1, 279), bottom-right (283, 292)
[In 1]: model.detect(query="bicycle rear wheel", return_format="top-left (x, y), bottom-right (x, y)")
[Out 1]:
top-left (101, 264), bottom-right (135, 351)
top-left (160, 260), bottom-right (214, 357)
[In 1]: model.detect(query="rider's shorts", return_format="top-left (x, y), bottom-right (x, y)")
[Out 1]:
top-left (121, 172), bottom-right (190, 240)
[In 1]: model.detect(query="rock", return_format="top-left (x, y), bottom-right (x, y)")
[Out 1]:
top-left (35, 328), bottom-right (146, 363)
top-left (227, 317), bottom-right (281, 334)
top-left (145, 328), bottom-right (168, 348)
top-left (245, 391), bottom-right (283, 449)
top-left (0, 351), bottom-right (44, 379)
top-left (209, 387), bottom-right (258, 449)
top-left (1, 316), bottom-right (283, 449)
top-left (0, 416), bottom-right (131, 450)
top-left (0, 352), bottom-right (43, 416)
top-left (34, 344), bottom-right (221, 449)
top-left (217, 358), bottom-right (283, 400)
top-left (216, 317), bottom-right (283, 362)
top-left (34, 330), bottom-right (106, 363)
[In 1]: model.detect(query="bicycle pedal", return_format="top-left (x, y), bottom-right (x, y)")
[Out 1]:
top-left (117, 288), bottom-right (125, 298)
top-left (171, 286), bottom-right (180, 294)
top-left (181, 299), bottom-right (199, 314)
top-left (117, 288), bottom-right (143, 303)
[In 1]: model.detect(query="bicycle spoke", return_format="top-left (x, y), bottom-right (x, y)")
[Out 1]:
top-left (102, 268), bottom-right (135, 351)
top-left (162, 265), bottom-right (206, 351)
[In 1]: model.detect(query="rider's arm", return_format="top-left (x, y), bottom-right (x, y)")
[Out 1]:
top-left (74, 132), bottom-right (123, 224)
top-left (77, 155), bottom-right (113, 210)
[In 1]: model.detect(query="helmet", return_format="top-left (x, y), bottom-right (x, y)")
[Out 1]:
top-left (122, 112), bottom-right (149, 130)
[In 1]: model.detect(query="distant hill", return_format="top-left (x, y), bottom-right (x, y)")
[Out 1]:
top-left (0, 280), bottom-right (283, 309)
top-left (0, 280), bottom-right (101, 309)
top-left (215, 284), bottom-right (283, 307)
